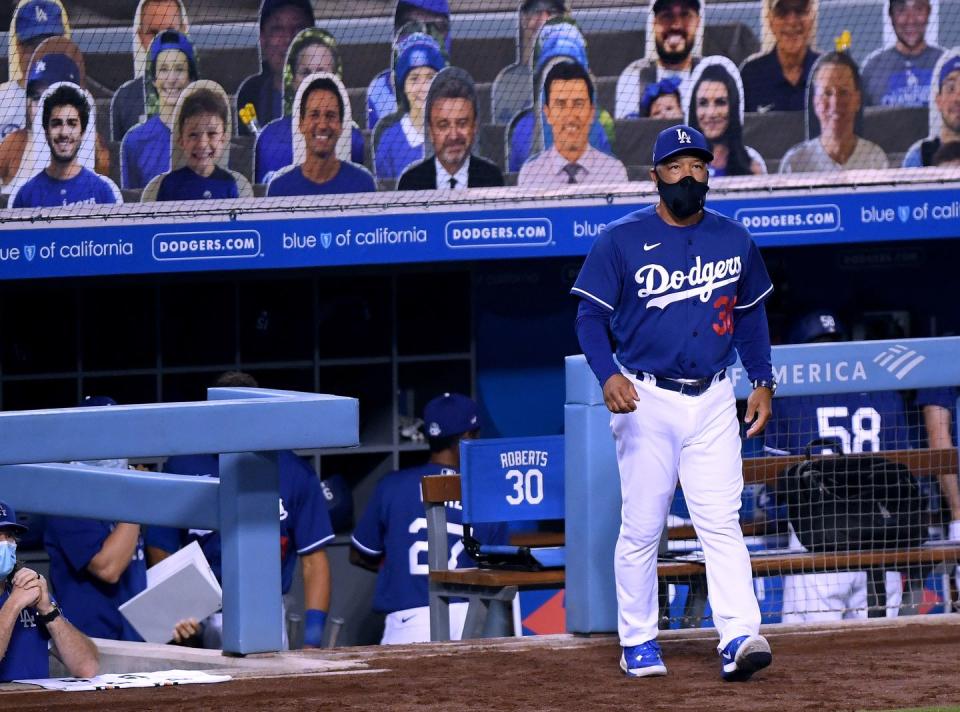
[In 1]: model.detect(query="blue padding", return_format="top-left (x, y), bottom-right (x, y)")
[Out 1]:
top-left (0, 388), bottom-right (358, 465)
top-left (530, 546), bottom-right (565, 569)
top-left (564, 402), bottom-right (621, 633)
top-left (567, 337), bottom-right (960, 403)
top-left (480, 545), bottom-right (524, 555)
top-left (460, 435), bottom-right (564, 524)
top-left (0, 463), bottom-right (220, 529)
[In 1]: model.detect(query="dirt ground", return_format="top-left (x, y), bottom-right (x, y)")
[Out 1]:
top-left (3, 621), bottom-right (960, 712)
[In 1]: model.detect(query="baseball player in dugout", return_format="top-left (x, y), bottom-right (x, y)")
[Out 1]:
top-left (571, 124), bottom-right (776, 681)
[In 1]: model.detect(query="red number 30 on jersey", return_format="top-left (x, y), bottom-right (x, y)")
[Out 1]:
top-left (712, 295), bottom-right (737, 336)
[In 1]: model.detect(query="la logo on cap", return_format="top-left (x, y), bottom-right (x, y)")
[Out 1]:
top-left (676, 128), bottom-right (691, 144)
top-left (36, 5), bottom-right (49, 22)
top-left (429, 422), bottom-right (441, 437)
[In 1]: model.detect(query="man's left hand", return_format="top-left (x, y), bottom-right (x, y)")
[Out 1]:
top-left (744, 386), bottom-right (773, 438)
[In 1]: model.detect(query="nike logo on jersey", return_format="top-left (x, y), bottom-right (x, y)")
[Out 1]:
top-left (756, 103), bottom-right (775, 113)
top-left (643, 242), bottom-right (661, 251)
top-left (635, 255), bottom-right (742, 309)
top-left (401, 615), bottom-right (415, 623)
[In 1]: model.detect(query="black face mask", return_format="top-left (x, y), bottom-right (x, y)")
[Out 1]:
top-left (656, 175), bottom-right (709, 219)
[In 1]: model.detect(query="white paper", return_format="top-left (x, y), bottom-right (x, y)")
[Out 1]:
top-left (14, 669), bottom-right (232, 691)
top-left (119, 541), bottom-right (222, 643)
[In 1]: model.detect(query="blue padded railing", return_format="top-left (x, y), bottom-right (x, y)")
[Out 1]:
top-left (0, 387), bottom-right (358, 654)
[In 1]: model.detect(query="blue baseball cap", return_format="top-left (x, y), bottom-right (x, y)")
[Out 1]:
top-left (395, 32), bottom-right (446, 90)
top-left (15, 0), bottom-right (66, 43)
top-left (789, 311), bottom-right (845, 344)
top-left (27, 52), bottom-right (80, 89)
top-left (149, 30), bottom-right (198, 80)
top-left (939, 56), bottom-right (960, 89)
top-left (399, 0), bottom-right (450, 16)
top-left (535, 20), bottom-right (588, 75)
top-left (652, 124), bottom-right (714, 164)
top-left (423, 392), bottom-right (480, 438)
top-left (0, 501), bottom-right (28, 534)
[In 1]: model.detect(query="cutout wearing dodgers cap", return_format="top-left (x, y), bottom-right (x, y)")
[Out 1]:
top-left (15, 0), bottom-right (66, 43)
top-left (652, 123), bottom-right (714, 164)
top-left (423, 392), bottom-right (480, 439)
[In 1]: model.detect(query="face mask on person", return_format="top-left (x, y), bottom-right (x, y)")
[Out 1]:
top-left (656, 175), bottom-right (709, 219)
top-left (0, 541), bottom-right (17, 578)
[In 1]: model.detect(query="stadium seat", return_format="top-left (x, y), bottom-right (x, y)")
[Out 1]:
top-left (424, 435), bottom-right (565, 641)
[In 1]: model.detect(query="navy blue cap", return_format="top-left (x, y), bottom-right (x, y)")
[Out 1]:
top-left (15, 0), bottom-right (66, 43)
top-left (81, 395), bottom-right (117, 407)
top-left (652, 124), bottom-right (713, 164)
top-left (789, 311), bottom-right (844, 344)
top-left (939, 55), bottom-right (960, 89)
top-left (27, 52), bottom-right (80, 89)
top-left (0, 501), bottom-right (28, 534)
top-left (423, 392), bottom-right (480, 438)
top-left (640, 77), bottom-right (682, 116)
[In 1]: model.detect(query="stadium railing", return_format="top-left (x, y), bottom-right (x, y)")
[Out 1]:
top-left (0, 386), bottom-right (357, 654)
top-left (565, 336), bottom-right (960, 633)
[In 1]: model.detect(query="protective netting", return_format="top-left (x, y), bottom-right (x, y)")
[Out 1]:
top-left (1, 0), bottom-right (959, 216)
top-left (663, 384), bottom-right (960, 627)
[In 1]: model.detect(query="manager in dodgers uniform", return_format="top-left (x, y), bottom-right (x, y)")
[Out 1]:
top-left (572, 124), bottom-right (776, 681)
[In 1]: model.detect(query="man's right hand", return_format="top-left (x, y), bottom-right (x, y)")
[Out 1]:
top-left (603, 374), bottom-right (639, 413)
top-left (8, 568), bottom-right (42, 612)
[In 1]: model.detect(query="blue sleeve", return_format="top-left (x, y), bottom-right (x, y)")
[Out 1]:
top-left (351, 127), bottom-right (365, 166)
top-left (351, 479), bottom-right (386, 556)
top-left (374, 138), bottom-right (389, 181)
top-left (917, 387), bottom-right (957, 409)
top-left (284, 453), bottom-right (334, 555)
top-left (902, 146), bottom-right (922, 168)
top-left (570, 230), bottom-right (622, 311)
top-left (733, 301), bottom-right (773, 382)
top-left (734, 238), bottom-right (773, 311)
top-left (575, 298), bottom-right (619, 386)
top-left (45, 517), bottom-right (108, 572)
top-left (11, 187), bottom-right (25, 209)
top-left (144, 525), bottom-right (181, 553)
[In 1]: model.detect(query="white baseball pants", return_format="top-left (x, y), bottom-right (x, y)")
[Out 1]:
top-left (611, 372), bottom-right (761, 649)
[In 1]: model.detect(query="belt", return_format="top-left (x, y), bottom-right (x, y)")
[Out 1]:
top-left (628, 369), bottom-right (726, 397)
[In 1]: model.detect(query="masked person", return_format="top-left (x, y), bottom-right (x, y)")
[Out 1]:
top-left (0, 500), bottom-right (99, 682)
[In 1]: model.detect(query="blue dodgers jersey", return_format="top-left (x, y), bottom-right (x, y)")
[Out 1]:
top-left (0, 590), bottom-right (50, 682)
top-left (764, 391), bottom-right (911, 456)
top-left (43, 518), bottom-right (146, 642)
top-left (266, 162), bottom-right (375, 197)
top-left (571, 205), bottom-right (773, 380)
top-left (121, 115), bottom-right (171, 190)
top-left (158, 452), bottom-right (334, 595)
top-left (156, 166), bottom-right (239, 201)
top-left (352, 462), bottom-right (506, 614)
top-left (255, 117), bottom-right (365, 183)
top-left (12, 167), bottom-right (119, 208)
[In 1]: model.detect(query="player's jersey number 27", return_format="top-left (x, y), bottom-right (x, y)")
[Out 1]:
top-left (407, 519), bottom-right (464, 576)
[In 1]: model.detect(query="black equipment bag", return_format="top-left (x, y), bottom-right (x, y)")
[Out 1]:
top-left (779, 455), bottom-right (926, 552)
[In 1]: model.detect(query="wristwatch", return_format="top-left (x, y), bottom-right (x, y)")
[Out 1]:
top-left (36, 602), bottom-right (63, 625)
top-left (751, 378), bottom-right (777, 394)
